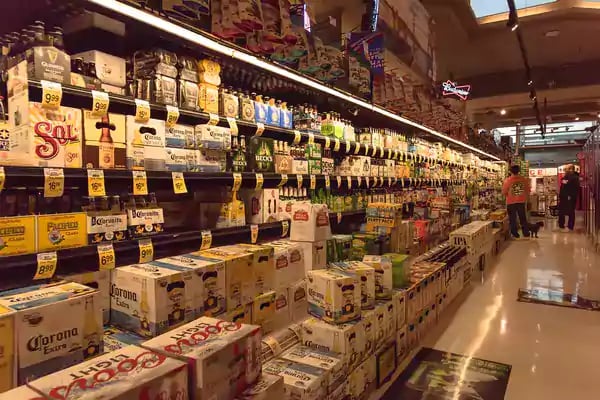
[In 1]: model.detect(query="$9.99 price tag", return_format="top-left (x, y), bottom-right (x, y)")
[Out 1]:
top-left (34, 252), bottom-right (58, 280)
top-left (41, 80), bottom-right (62, 109)
top-left (138, 239), bottom-right (154, 263)
top-left (200, 230), bottom-right (212, 250)
top-left (98, 244), bottom-right (116, 270)
top-left (87, 169), bottom-right (106, 197)
top-left (91, 90), bottom-right (109, 116)
top-left (135, 99), bottom-right (151, 122)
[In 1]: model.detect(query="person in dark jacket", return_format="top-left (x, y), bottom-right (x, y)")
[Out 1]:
top-left (558, 165), bottom-right (580, 232)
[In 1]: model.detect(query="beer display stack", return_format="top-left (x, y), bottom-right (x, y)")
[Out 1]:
top-left (0, 3), bottom-right (508, 400)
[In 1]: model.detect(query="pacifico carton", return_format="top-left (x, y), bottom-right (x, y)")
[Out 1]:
top-left (37, 212), bottom-right (87, 252)
top-left (28, 345), bottom-right (188, 400)
top-left (142, 317), bottom-right (262, 400)
top-left (110, 263), bottom-right (195, 338)
top-left (0, 281), bottom-right (102, 385)
top-left (306, 269), bottom-right (361, 324)
top-left (0, 216), bottom-right (37, 257)
top-left (262, 359), bottom-right (327, 400)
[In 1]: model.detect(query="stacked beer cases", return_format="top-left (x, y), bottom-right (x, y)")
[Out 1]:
top-left (450, 221), bottom-right (494, 270)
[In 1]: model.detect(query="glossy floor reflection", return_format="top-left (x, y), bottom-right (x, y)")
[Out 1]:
top-left (417, 223), bottom-right (600, 399)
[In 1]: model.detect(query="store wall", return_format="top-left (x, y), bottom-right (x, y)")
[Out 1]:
top-left (524, 148), bottom-right (580, 167)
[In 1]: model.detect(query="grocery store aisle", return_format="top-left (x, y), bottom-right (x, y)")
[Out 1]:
top-left (413, 224), bottom-right (600, 399)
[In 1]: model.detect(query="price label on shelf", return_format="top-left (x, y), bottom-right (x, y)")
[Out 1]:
top-left (165, 105), bottom-right (180, 127)
top-left (365, 176), bottom-right (370, 188)
top-left (293, 130), bottom-right (302, 145)
top-left (255, 122), bottom-right (265, 137)
top-left (250, 224), bottom-right (259, 244)
top-left (296, 174), bottom-right (303, 189)
top-left (134, 99), bottom-right (151, 122)
top-left (255, 173), bottom-right (264, 190)
top-left (172, 172), bottom-right (187, 194)
top-left (41, 80), bottom-right (62, 109)
top-left (364, 144), bottom-right (370, 156)
top-left (233, 173), bottom-right (242, 191)
top-left (357, 175), bottom-right (362, 187)
top-left (98, 244), bottom-right (116, 271)
top-left (308, 133), bottom-right (315, 145)
top-left (132, 170), bottom-right (148, 195)
top-left (281, 220), bottom-right (289, 237)
top-left (346, 176), bottom-right (352, 189)
top-left (34, 252), bottom-right (58, 280)
top-left (200, 230), bottom-right (212, 250)
top-left (345, 140), bottom-right (351, 154)
top-left (337, 212), bottom-right (342, 224)
top-left (379, 177), bottom-right (385, 187)
top-left (43, 168), bottom-right (64, 198)
top-left (372, 146), bottom-right (378, 157)
top-left (394, 150), bottom-right (399, 160)
top-left (333, 139), bottom-right (340, 152)
top-left (91, 90), bottom-right (109, 116)
top-left (387, 149), bottom-right (392, 159)
top-left (336, 176), bottom-right (342, 188)
top-left (277, 174), bottom-right (288, 187)
top-left (325, 175), bottom-right (331, 189)
top-left (87, 169), bottom-right (106, 197)
top-left (354, 142), bottom-right (360, 155)
top-left (379, 146), bottom-right (384, 158)
top-left (208, 113), bottom-right (219, 125)
top-left (227, 117), bottom-right (238, 136)
top-left (324, 137), bottom-right (331, 149)
top-left (138, 239), bottom-right (154, 263)
top-left (0, 166), bottom-right (5, 191)
top-left (310, 175), bottom-right (316, 190)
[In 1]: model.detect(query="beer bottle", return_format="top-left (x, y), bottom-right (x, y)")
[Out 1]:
top-left (98, 114), bottom-right (115, 169)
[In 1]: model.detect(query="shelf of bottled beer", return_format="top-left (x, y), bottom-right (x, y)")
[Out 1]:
top-left (0, 220), bottom-right (290, 292)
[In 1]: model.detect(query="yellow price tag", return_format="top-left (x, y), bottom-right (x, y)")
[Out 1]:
top-left (336, 176), bottom-right (342, 188)
top-left (134, 99), bottom-right (151, 122)
top-left (334, 139), bottom-right (340, 152)
top-left (233, 173), bottom-right (242, 191)
top-left (293, 130), bottom-right (301, 145)
top-left (132, 170), bottom-right (148, 195)
top-left (172, 172), bottom-right (187, 194)
top-left (281, 220), bottom-right (289, 237)
top-left (255, 173), bottom-right (264, 190)
top-left (379, 146), bottom-right (384, 157)
top-left (325, 175), bottom-right (331, 189)
top-left (200, 230), bottom-right (212, 250)
top-left (365, 176), bottom-right (370, 188)
top-left (91, 90), bottom-right (109, 116)
top-left (278, 174), bottom-right (288, 187)
top-left (308, 133), bottom-right (315, 145)
top-left (41, 80), bottom-right (62, 109)
top-left (98, 244), bottom-right (116, 270)
top-left (255, 122), bottom-right (265, 136)
top-left (87, 169), bottom-right (106, 197)
top-left (387, 149), bottom-right (392, 159)
top-left (165, 105), bottom-right (180, 127)
top-left (43, 168), bottom-right (64, 198)
top-left (0, 166), bottom-right (4, 191)
top-left (208, 113), bottom-right (219, 125)
top-left (354, 142), bottom-right (360, 155)
top-left (138, 239), bottom-right (154, 263)
top-left (346, 176), bottom-right (352, 189)
top-left (310, 175), bottom-right (316, 190)
top-left (227, 117), bottom-right (238, 136)
top-left (250, 224), bottom-right (259, 244)
top-left (34, 252), bottom-right (58, 280)
top-left (296, 174), bottom-right (303, 189)
top-left (345, 140), bottom-right (351, 153)
top-left (337, 212), bottom-right (342, 224)
top-left (372, 146), bottom-right (378, 157)
top-left (365, 144), bottom-right (370, 156)
top-left (324, 137), bottom-right (331, 149)
top-left (356, 175), bottom-right (362, 187)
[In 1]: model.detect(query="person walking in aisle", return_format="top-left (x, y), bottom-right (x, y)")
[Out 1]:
top-left (558, 164), bottom-right (579, 232)
top-left (502, 165), bottom-right (530, 239)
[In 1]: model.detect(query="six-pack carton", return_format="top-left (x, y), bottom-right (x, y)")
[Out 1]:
top-left (142, 317), bottom-right (262, 399)
top-left (306, 269), bottom-right (361, 324)
top-left (262, 358), bottom-right (327, 400)
top-left (28, 345), bottom-right (188, 399)
top-left (0, 281), bottom-right (102, 384)
top-left (280, 344), bottom-right (346, 393)
top-left (362, 255), bottom-right (393, 300)
top-left (0, 305), bottom-right (15, 392)
top-left (290, 203), bottom-right (332, 242)
top-left (329, 260), bottom-right (376, 310)
top-left (110, 263), bottom-right (195, 337)
top-left (62, 270), bottom-right (110, 324)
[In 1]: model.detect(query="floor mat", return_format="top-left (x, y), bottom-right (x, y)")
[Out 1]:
top-left (381, 347), bottom-right (511, 400)
top-left (517, 287), bottom-right (600, 311)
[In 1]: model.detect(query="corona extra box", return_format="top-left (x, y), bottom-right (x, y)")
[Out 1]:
top-left (142, 317), bottom-right (262, 399)
top-left (306, 269), bottom-right (360, 324)
top-left (0, 281), bottom-right (102, 384)
top-left (62, 270), bottom-right (110, 325)
top-left (28, 345), bottom-right (188, 400)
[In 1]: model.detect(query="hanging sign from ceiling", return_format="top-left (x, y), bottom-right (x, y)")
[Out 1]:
top-left (442, 80), bottom-right (471, 101)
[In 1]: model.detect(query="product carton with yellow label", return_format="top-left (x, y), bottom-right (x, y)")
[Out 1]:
top-left (0, 216), bottom-right (37, 257)
top-left (252, 290), bottom-right (276, 333)
top-left (37, 212), bottom-right (87, 252)
top-left (142, 317), bottom-right (262, 400)
top-left (306, 269), bottom-right (360, 324)
top-left (225, 243), bottom-right (275, 295)
top-left (0, 306), bottom-right (15, 392)
top-left (0, 281), bottom-right (102, 385)
top-left (224, 302), bottom-right (253, 324)
top-left (28, 345), bottom-right (188, 400)
top-left (110, 263), bottom-right (195, 338)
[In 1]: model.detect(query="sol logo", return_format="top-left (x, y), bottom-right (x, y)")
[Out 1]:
top-left (34, 121), bottom-right (79, 160)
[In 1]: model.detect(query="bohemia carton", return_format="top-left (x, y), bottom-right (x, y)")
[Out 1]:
top-left (0, 281), bottom-right (102, 385)
top-left (142, 317), bottom-right (262, 399)
top-left (27, 345), bottom-right (188, 399)
top-left (110, 263), bottom-right (195, 337)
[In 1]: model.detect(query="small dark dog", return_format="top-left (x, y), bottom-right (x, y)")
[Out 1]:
top-left (527, 221), bottom-right (544, 238)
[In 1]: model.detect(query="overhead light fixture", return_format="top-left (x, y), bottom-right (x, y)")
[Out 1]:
top-left (500, 109), bottom-right (507, 115)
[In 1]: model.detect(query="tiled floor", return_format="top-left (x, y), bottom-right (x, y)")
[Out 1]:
top-left (388, 221), bottom-right (600, 399)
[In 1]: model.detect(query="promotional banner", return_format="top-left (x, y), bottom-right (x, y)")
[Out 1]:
top-left (347, 32), bottom-right (385, 99)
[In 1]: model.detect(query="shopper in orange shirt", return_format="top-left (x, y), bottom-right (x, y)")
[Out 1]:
top-left (502, 165), bottom-right (530, 239)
